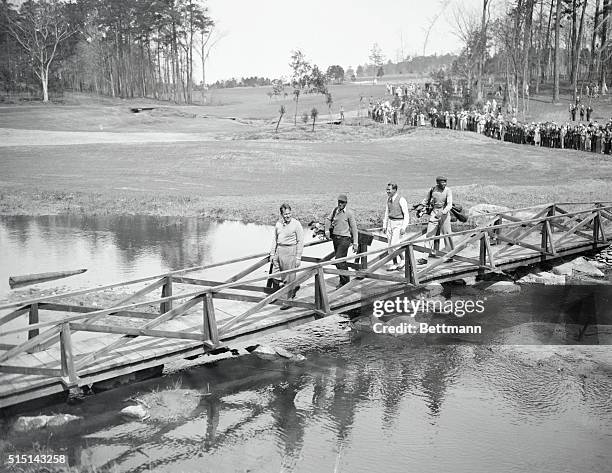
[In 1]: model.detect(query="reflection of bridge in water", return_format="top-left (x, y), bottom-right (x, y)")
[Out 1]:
top-left (0, 202), bottom-right (611, 409)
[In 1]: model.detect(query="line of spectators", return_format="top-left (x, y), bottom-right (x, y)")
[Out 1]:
top-left (369, 82), bottom-right (612, 155)
top-left (428, 109), bottom-right (612, 154)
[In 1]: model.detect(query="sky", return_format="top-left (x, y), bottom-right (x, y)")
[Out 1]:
top-left (203, 0), bottom-right (484, 83)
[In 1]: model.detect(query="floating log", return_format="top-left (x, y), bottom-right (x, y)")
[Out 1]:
top-left (9, 269), bottom-right (87, 289)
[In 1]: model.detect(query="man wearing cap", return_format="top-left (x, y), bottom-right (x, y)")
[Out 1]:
top-left (325, 194), bottom-right (358, 288)
top-left (418, 176), bottom-right (453, 264)
top-left (383, 183), bottom-right (410, 271)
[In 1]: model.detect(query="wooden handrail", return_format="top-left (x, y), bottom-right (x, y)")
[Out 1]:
top-left (0, 239), bottom-right (329, 311)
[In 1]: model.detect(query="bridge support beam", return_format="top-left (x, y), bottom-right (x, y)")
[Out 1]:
top-left (315, 268), bottom-right (330, 315)
top-left (404, 244), bottom-right (419, 285)
top-left (160, 276), bottom-right (173, 314)
top-left (28, 303), bottom-right (39, 341)
top-left (202, 293), bottom-right (219, 347)
top-left (60, 323), bottom-right (78, 387)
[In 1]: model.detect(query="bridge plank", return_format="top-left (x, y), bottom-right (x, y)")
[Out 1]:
top-left (74, 296), bottom-right (203, 371)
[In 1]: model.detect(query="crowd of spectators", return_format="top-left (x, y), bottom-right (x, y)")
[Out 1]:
top-left (368, 81), bottom-right (612, 155)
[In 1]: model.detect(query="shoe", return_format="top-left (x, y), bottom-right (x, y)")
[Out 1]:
top-left (417, 258), bottom-right (428, 265)
top-left (280, 304), bottom-right (291, 310)
top-left (396, 263), bottom-right (405, 271)
top-left (386, 264), bottom-right (398, 271)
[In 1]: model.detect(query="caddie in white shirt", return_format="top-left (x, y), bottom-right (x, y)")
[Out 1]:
top-left (382, 182), bottom-right (410, 271)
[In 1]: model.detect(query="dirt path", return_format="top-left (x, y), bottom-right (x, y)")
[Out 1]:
top-left (0, 128), bottom-right (215, 147)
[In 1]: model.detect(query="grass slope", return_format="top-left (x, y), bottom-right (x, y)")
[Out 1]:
top-left (1, 89), bottom-right (612, 225)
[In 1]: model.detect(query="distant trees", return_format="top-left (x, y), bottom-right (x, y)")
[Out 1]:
top-left (448, 0), bottom-right (612, 110)
top-left (212, 76), bottom-right (272, 89)
top-left (289, 49), bottom-right (312, 125)
top-left (310, 107), bottom-right (318, 131)
top-left (2, 0), bottom-right (77, 102)
top-left (326, 64), bottom-right (344, 83)
top-left (325, 92), bottom-right (333, 123)
top-left (351, 54), bottom-right (457, 78)
top-left (271, 78), bottom-right (284, 99)
top-left (0, 0), bottom-right (217, 103)
top-left (288, 49), bottom-right (330, 126)
top-left (345, 66), bottom-right (356, 81)
top-left (369, 43), bottom-right (385, 70)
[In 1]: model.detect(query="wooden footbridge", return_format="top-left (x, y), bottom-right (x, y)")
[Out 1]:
top-left (1, 202), bottom-right (610, 409)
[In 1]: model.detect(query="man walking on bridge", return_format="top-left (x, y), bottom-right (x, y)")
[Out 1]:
top-left (383, 182), bottom-right (410, 271)
top-left (270, 203), bottom-right (304, 306)
top-left (418, 176), bottom-right (454, 265)
top-left (325, 194), bottom-right (358, 288)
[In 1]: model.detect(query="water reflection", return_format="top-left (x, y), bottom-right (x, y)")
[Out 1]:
top-left (0, 215), bottom-right (288, 300)
top-left (2, 321), bottom-right (610, 473)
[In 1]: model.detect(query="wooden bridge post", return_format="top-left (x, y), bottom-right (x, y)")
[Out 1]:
top-left (491, 216), bottom-right (502, 245)
top-left (60, 323), bottom-right (78, 386)
top-left (160, 276), bottom-right (173, 314)
top-left (404, 244), bottom-right (419, 285)
top-left (28, 303), bottom-right (39, 340)
top-left (357, 231), bottom-right (374, 269)
top-left (358, 243), bottom-right (368, 269)
top-left (540, 206), bottom-right (555, 261)
top-left (593, 202), bottom-right (602, 249)
top-left (479, 234), bottom-right (487, 276)
top-left (266, 258), bottom-right (275, 289)
top-left (202, 293), bottom-right (219, 346)
top-left (314, 267), bottom-right (330, 314)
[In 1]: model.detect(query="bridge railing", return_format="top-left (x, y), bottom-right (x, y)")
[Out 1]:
top-left (0, 202), bottom-right (611, 391)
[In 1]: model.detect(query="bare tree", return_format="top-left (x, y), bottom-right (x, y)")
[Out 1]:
top-left (589, 0), bottom-right (601, 81)
top-left (477, 0), bottom-right (493, 101)
top-left (310, 107), bottom-right (318, 131)
top-left (276, 105), bottom-right (285, 133)
top-left (325, 92), bottom-right (333, 125)
top-left (452, 5), bottom-right (481, 101)
top-left (571, 0), bottom-right (588, 103)
top-left (422, 0), bottom-right (452, 56)
top-left (2, 0), bottom-right (77, 102)
top-left (289, 49), bottom-right (311, 125)
top-left (553, 0), bottom-right (562, 102)
top-left (521, 0), bottom-right (534, 117)
top-left (195, 24), bottom-right (225, 88)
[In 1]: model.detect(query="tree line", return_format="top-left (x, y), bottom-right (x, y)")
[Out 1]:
top-left (0, 0), bottom-right (217, 103)
top-left (451, 0), bottom-right (612, 112)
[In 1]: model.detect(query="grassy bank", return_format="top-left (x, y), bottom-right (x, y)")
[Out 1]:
top-left (2, 94), bottom-right (612, 226)
top-left (2, 180), bottom-right (610, 227)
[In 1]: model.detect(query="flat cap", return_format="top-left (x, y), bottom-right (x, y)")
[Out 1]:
top-left (435, 176), bottom-right (447, 182)
top-left (337, 194), bottom-right (348, 202)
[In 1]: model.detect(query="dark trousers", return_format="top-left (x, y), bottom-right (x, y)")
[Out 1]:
top-left (332, 235), bottom-right (352, 285)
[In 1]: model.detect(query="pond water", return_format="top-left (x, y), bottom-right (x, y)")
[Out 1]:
top-left (0, 215), bottom-right (300, 301)
top-left (1, 319), bottom-right (611, 473)
top-left (0, 215), bottom-right (611, 472)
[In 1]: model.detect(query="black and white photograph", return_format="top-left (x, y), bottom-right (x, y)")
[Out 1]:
top-left (0, 0), bottom-right (611, 472)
